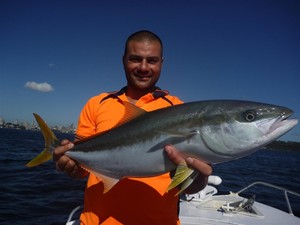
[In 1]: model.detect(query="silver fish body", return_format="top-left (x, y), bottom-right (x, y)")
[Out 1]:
top-left (27, 100), bottom-right (298, 193)
top-left (66, 100), bottom-right (297, 179)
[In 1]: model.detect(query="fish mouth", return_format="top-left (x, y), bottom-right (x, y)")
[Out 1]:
top-left (269, 109), bottom-right (298, 135)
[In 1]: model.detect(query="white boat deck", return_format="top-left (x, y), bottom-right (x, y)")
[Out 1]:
top-left (66, 178), bottom-right (300, 225)
top-left (180, 193), bottom-right (300, 225)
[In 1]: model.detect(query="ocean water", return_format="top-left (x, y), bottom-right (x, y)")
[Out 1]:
top-left (0, 128), bottom-right (299, 225)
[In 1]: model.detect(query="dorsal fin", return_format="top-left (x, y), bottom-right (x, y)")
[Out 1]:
top-left (74, 102), bottom-right (147, 144)
top-left (115, 101), bottom-right (147, 126)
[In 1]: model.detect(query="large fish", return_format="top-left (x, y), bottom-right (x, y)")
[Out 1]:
top-left (26, 100), bottom-right (298, 194)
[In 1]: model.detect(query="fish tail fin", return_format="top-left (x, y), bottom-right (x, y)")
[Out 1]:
top-left (25, 113), bottom-right (59, 167)
top-left (167, 163), bottom-right (199, 196)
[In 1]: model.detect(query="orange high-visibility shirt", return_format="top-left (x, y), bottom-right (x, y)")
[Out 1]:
top-left (76, 89), bottom-right (183, 225)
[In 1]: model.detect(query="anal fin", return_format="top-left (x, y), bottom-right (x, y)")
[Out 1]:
top-left (80, 165), bottom-right (120, 194)
top-left (99, 174), bottom-right (120, 194)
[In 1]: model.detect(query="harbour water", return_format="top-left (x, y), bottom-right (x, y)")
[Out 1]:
top-left (0, 128), bottom-right (299, 225)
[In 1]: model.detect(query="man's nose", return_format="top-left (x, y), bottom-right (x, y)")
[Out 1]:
top-left (138, 59), bottom-right (150, 71)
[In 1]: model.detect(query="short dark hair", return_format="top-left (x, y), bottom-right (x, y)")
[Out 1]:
top-left (124, 30), bottom-right (163, 56)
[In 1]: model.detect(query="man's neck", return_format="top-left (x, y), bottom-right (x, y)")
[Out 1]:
top-left (126, 86), bottom-right (156, 104)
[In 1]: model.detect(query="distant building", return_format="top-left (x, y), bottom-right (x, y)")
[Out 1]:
top-left (0, 117), bottom-right (5, 128)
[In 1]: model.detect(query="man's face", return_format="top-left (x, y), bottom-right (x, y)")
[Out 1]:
top-left (123, 40), bottom-right (163, 92)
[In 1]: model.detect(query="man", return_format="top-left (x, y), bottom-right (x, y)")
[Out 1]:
top-left (54, 30), bottom-right (212, 225)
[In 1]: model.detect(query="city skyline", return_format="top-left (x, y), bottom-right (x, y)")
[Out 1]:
top-left (0, 115), bottom-right (76, 133)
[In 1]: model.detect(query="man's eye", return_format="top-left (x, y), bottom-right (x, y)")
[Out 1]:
top-left (129, 57), bottom-right (141, 62)
top-left (147, 58), bottom-right (159, 64)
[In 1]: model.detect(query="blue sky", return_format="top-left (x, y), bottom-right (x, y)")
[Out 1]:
top-left (1, 0), bottom-right (299, 141)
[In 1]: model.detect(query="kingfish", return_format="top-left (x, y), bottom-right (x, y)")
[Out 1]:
top-left (26, 100), bottom-right (298, 194)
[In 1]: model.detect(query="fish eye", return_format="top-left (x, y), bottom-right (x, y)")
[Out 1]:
top-left (244, 110), bottom-right (256, 122)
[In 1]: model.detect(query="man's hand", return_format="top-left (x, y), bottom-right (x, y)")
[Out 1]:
top-left (53, 139), bottom-right (88, 179)
top-left (164, 145), bottom-right (212, 194)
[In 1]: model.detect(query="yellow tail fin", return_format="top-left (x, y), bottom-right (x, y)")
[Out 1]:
top-left (25, 113), bottom-right (59, 167)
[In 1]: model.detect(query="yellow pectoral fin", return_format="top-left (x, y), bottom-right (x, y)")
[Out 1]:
top-left (167, 163), bottom-right (195, 195)
top-left (176, 171), bottom-right (200, 196)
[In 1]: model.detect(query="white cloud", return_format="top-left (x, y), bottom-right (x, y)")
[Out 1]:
top-left (48, 63), bottom-right (56, 68)
top-left (25, 81), bottom-right (54, 92)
